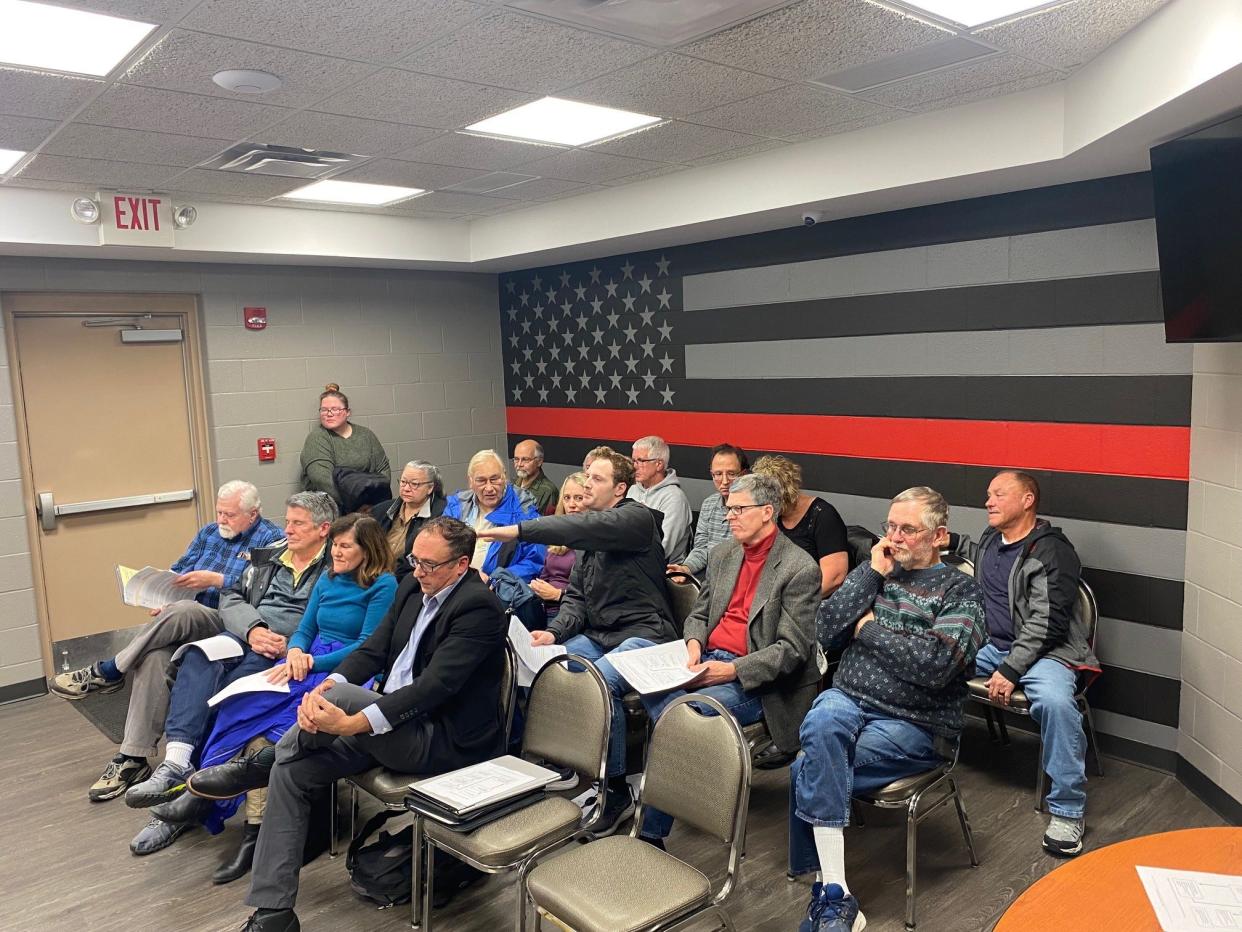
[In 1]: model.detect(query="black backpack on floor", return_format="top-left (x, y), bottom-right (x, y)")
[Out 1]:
top-left (346, 811), bottom-right (412, 907)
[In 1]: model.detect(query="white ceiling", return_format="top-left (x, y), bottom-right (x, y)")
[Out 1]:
top-left (0, 0), bottom-right (1173, 224)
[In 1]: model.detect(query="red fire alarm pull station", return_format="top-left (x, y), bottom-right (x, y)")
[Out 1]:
top-left (244, 307), bottom-right (267, 330)
top-left (258, 438), bottom-right (276, 462)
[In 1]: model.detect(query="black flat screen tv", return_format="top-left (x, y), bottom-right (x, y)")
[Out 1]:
top-left (1151, 111), bottom-right (1242, 342)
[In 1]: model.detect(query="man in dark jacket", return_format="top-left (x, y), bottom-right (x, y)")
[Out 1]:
top-left (970, 470), bottom-right (1098, 857)
top-left (232, 516), bottom-right (507, 932)
top-left (481, 449), bottom-right (676, 835)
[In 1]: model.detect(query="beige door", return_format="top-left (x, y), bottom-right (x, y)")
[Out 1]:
top-left (5, 294), bottom-right (213, 661)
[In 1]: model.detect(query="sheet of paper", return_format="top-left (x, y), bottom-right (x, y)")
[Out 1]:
top-left (605, 640), bottom-right (698, 695)
top-left (171, 633), bottom-right (245, 664)
top-left (411, 755), bottom-right (558, 813)
top-left (115, 564), bottom-right (199, 610)
top-left (207, 671), bottom-right (289, 708)
top-left (507, 616), bottom-right (566, 687)
top-left (1137, 865), bottom-right (1242, 931)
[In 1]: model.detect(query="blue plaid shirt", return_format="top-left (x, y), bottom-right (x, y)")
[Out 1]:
top-left (170, 516), bottom-right (283, 608)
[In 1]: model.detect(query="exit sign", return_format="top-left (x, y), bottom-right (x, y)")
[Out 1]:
top-left (98, 191), bottom-right (175, 247)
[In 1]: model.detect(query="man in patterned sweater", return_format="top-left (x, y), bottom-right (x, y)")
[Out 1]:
top-left (791, 486), bottom-right (985, 932)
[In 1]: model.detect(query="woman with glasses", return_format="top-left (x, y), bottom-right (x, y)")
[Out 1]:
top-left (373, 460), bottom-right (446, 580)
top-left (753, 454), bottom-right (850, 597)
top-left (528, 472), bottom-right (589, 625)
top-left (299, 383), bottom-right (391, 506)
top-left (443, 449), bottom-right (545, 583)
top-left (185, 513), bottom-right (397, 884)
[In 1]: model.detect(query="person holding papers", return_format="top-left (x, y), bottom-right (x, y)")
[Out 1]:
top-left (183, 514), bottom-right (396, 885)
top-left (210, 517), bottom-right (506, 932)
top-left (48, 480), bottom-right (283, 803)
top-left (479, 449), bottom-right (677, 837)
top-left (614, 473), bottom-right (821, 847)
top-left (118, 493), bottom-right (336, 856)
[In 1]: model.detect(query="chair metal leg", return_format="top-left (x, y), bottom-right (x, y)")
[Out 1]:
top-left (1034, 735), bottom-right (1046, 812)
top-left (1082, 699), bottom-right (1105, 777)
top-left (348, 783), bottom-right (358, 847)
top-left (904, 794), bottom-right (920, 931)
top-left (948, 777), bottom-right (979, 866)
top-left (410, 815), bottom-right (425, 929)
top-left (995, 712), bottom-right (1010, 746)
top-left (983, 705), bottom-right (998, 742)
top-left (420, 829), bottom-right (435, 932)
top-left (715, 905), bottom-right (738, 931)
top-left (328, 780), bottom-right (339, 858)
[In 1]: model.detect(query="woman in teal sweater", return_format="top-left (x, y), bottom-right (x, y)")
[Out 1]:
top-left (190, 513), bottom-right (396, 883)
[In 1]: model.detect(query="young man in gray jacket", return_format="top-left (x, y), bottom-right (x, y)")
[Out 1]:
top-left (971, 470), bottom-right (1099, 857)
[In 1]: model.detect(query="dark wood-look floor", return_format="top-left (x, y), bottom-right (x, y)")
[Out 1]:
top-left (1, 694), bottom-right (1222, 932)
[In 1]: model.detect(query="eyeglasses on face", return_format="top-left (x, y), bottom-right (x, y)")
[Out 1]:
top-left (881, 522), bottom-right (935, 538)
top-left (406, 555), bottom-right (459, 573)
top-left (470, 475), bottom-right (506, 487)
top-left (724, 503), bottom-right (764, 517)
top-left (512, 456), bottom-right (539, 464)
top-left (710, 470), bottom-right (742, 481)
top-left (399, 479), bottom-right (433, 488)
top-left (633, 457), bottom-right (660, 464)
top-left (318, 407), bottom-right (347, 416)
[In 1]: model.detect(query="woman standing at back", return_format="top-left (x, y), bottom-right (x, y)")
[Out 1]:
top-left (300, 383), bottom-right (390, 506)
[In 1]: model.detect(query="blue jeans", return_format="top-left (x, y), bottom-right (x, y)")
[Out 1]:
top-left (620, 642), bottom-right (764, 839)
top-left (975, 641), bottom-right (1086, 819)
top-left (164, 635), bottom-right (276, 751)
top-left (789, 688), bottom-right (943, 875)
top-left (560, 634), bottom-right (646, 779)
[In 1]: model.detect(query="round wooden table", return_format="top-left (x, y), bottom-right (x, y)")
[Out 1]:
top-left (995, 827), bottom-right (1242, 931)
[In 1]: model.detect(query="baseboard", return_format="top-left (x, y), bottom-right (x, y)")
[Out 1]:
top-left (1176, 757), bottom-right (1242, 826)
top-left (0, 677), bottom-right (47, 705)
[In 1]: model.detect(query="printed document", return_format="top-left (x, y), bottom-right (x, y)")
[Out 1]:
top-left (116, 564), bottom-right (198, 610)
top-left (507, 616), bottom-right (566, 687)
top-left (171, 633), bottom-right (245, 664)
top-left (207, 671), bottom-right (289, 708)
top-left (1137, 865), bottom-right (1242, 931)
top-left (605, 640), bottom-right (699, 695)
top-left (410, 755), bottom-right (559, 814)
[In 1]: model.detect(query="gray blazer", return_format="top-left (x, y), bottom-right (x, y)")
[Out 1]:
top-left (683, 530), bottom-right (821, 753)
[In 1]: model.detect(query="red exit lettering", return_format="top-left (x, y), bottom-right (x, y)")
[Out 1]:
top-left (113, 195), bottom-right (163, 231)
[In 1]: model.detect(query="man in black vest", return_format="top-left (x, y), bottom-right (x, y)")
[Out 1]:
top-left (205, 517), bottom-right (506, 932)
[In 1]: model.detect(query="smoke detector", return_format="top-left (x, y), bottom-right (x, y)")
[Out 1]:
top-left (212, 69), bottom-right (282, 94)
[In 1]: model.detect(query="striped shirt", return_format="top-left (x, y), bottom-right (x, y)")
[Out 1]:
top-left (681, 492), bottom-right (730, 575)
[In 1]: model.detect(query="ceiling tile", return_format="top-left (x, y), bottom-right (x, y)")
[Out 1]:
top-left (690, 84), bottom-right (893, 139)
top-left (19, 153), bottom-right (181, 188)
top-left (122, 30), bottom-right (374, 109)
top-left (391, 132), bottom-right (551, 171)
top-left (253, 112), bottom-right (441, 158)
top-left (181, 0), bottom-right (484, 64)
top-left (46, 123), bottom-right (232, 166)
top-left (0, 114), bottom-right (59, 150)
top-left (783, 110), bottom-right (905, 141)
top-left (58, 0), bottom-right (196, 21)
top-left (78, 84), bottom-right (290, 138)
top-left (677, 0), bottom-right (950, 82)
top-left (333, 158), bottom-right (482, 190)
top-left (496, 177), bottom-right (594, 200)
top-left (397, 10), bottom-right (653, 94)
top-left (313, 70), bottom-right (535, 129)
top-left (158, 167), bottom-right (306, 197)
top-left (978, 0), bottom-right (1170, 70)
top-left (599, 164), bottom-right (685, 186)
top-left (687, 137), bottom-right (789, 166)
top-left (562, 52), bottom-right (786, 119)
top-left (3, 177), bottom-right (92, 192)
top-left (901, 70), bottom-right (1064, 114)
top-left (403, 190), bottom-right (518, 213)
top-left (859, 54), bottom-right (1055, 110)
top-left (519, 148), bottom-right (663, 183)
top-left (592, 120), bottom-right (765, 164)
top-left (0, 67), bottom-right (104, 120)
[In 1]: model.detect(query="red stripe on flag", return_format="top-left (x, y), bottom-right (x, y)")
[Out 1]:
top-left (506, 408), bottom-right (1189, 481)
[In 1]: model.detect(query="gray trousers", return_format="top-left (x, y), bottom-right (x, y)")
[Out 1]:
top-left (114, 600), bottom-right (223, 759)
top-left (247, 684), bottom-right (434, 911)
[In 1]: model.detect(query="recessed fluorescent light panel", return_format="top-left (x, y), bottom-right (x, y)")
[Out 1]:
top-left (0, 0), bottom-right (156, 77)
top-left (278, 179), bottom-right (425, 206)
top-left (465, 97), bottom-right (662, 147)
top-left (897, 1), bottom-right (1052, 28)
top-left (0, 148), bottom-right (26, 173)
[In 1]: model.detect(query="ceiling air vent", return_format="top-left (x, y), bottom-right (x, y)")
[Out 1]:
top-left (507, 0), bottom-right (800, 47)
top-left (199, 143), bottom-right (368, 179)
top-left (812, 36), bottom-right (997, 93)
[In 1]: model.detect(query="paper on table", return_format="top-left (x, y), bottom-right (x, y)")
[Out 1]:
top-left (409, 755), bottom-right (559, 814)
top-left (1136, 865), bottom-right (1242, 931)
top-left (207, 671), bottom-right (289, 708)
top-left (115, 564), bottom-right (199, 610)
top-left (507, 616), bottom-right (566, 687)
top-left (171, 633), bottom-right (245, 664)
top-left (605, 640), bottom-right (698, 695)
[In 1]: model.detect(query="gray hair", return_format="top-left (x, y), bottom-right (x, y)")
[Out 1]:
top-left (517, 439), bottom-right (545, 460)
top-left (217, 480), bottom-right (259, 512)
top-left (632, 435), bottom-right (670, 467)
top-left (729, 473), bottom-right (782, 513)
top-left (467, 449), bottom-right (507, 479)
top-left (404, 459), bottom-right (441, 491)
top-left (286, 491), bottom-right (339, 526)
top-left (891, 486), bottom-right (950, 532)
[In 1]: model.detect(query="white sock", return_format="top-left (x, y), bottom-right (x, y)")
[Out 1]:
top-left (164, 742), bottom-right (193, 770)
top-left (812, 825), bottom-right (849, 895)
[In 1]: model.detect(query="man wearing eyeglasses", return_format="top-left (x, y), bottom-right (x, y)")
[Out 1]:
top-left (791, 487), bottom-right (985, 932)
top-left (628, 434), bottom-right (693, 564)
top-left (668, 443), bottom-right (749, 578)
top-left (374, 460), bottom-right (446, 580)
top-left (512, 438), bottom-right (559, 516)
top-left (232, 517), bottom-right (507, 932)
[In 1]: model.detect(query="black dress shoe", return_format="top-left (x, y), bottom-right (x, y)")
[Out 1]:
top-left (190, 746), bottom-right (276, 800)
top-left (240, 909), bottom-right (299, 932)
top-left (151, 790), bottom-right (213, 825)
top-left (214, 822), bottom-right (260, 885)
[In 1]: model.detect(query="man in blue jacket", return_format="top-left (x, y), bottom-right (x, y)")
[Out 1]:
top-left (443, 449), bottom-right (544, 583)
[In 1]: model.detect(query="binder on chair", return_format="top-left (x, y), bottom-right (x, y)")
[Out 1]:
top-left (406, 755), bottom-right (560, 818)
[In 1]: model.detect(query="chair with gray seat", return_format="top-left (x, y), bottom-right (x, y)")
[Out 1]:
top-left (414, 654), bottom-right (611, 931)
top-left (520, 692), bottom-right (751, 932)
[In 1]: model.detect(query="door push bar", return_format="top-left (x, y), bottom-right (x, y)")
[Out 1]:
top-left (36, 488), bottom-right (194, 532)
